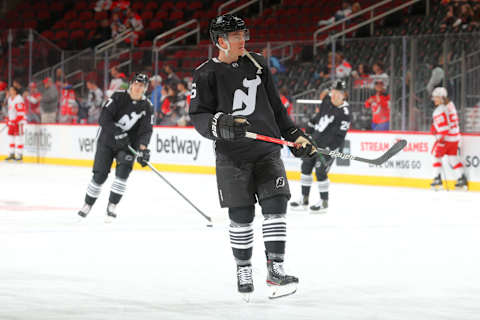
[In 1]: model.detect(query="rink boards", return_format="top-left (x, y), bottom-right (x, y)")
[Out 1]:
top-left (1, 124), bottom-right (479, 191)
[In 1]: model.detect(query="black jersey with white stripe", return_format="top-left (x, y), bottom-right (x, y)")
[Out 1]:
top-left (306, 94), bottom-right (351, 150)
top-left (98, 91), bottom-right (154, 149)
top-left (189, 52), bottom-right (295, 161)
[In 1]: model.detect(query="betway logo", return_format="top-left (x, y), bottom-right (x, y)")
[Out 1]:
top-left (156, 135), bottom-right (201, 160)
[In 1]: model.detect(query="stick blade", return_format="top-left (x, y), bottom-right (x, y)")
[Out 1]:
top-left (371, 139), bottom-right (407, 165)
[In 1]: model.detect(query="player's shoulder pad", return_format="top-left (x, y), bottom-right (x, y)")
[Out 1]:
top-left (194, 59), bottom-right (213, 71)
top-left (111, 90), bottom-right (127, 100)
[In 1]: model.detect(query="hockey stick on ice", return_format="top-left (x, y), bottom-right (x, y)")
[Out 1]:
top-left (128, 146), bottom-right (213, 226)
top-left (245, 132), bottom-right (407, 165)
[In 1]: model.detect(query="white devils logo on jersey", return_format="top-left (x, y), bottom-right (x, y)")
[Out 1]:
top-left (114, 111), bottom-right (146, 131)
top-left (315, 115), bottom-right (335, 132)
top-left (232, 76), bottom-right (261, 116)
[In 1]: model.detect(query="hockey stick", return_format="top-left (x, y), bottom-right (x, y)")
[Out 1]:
top-left (128, 146), bottom-right (213, 226)
top-left (245, 132), bottom-right (407, 165)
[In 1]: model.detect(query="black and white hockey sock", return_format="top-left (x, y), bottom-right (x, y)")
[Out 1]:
top-left (229, 222), bottom-right (254, 266)
top-left (318, 178), bottom-right (329, 201)
top-left (85, 179), bottom-right (103, 205)
top-left (109, 177), bottom-right (127, 204)
top-left (263, 215), bottom-right (287, 261)
top-left (300, 174), bottom-right (312, 197)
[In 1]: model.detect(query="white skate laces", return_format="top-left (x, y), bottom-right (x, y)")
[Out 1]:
top-left (237, 265), bottom-right (253, 285)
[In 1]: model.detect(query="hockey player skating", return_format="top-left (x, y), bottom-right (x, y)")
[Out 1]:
top-left (5, 86), bottom-right (26, 162)
top-left (430, 87), bottom-right (467, 190)
top-left (290, 80), bottom-right (351, 213)
top-left (189, 14), bottom-right (316, 301)
top-left (77, 73), bottom-right (153, 222)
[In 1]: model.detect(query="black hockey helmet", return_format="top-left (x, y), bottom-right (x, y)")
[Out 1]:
top-left (130, 72), bottom-right (149, 93)
top-left (209, 14), bottom-right (248, 45)
top-left (331, 79), bottom-right (346, 92)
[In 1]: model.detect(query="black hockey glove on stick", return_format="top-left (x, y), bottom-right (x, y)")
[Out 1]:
top-left (114, 129), bottom-right (130, 149)
top-left (210, 112), bottom-right (250, 140)
top-left (245, 132), bottom-right (407, 165)
top-left (282, 128), bottom-right (317, 158)
top-left (136, 148), bottom-right (150, 167)
top-left (128, 146), bottom-right (213, 226)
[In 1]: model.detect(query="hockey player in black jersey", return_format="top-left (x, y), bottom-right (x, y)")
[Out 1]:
top-left (290, 80), bottom-right (351, 213)
top-left (77, 73), bottom-right (153, 222)
top-left (189, 14), bottom-right (316, 301)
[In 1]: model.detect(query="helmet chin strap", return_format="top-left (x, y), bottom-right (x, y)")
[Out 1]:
top-left (216, 39), bottom-right (231, 56)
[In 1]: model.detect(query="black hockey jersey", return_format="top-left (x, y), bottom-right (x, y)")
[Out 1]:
top-left (306, 95), bottom-right (351, 150)
top-left (98, 91), bottom-right (153, 149)
top-left (189, 53), bottom-right (295, 161)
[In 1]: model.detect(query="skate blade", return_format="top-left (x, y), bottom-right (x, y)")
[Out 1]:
top-left (104, 215), bottom-right (116, 223)
top-left (289, 205), bottom-right (308, 212)
top-left (431, 186), bottom-right (442, 191)
top-left (454, 186), bottom-right (468, 191)
top-left (309, 208), bottom-right (327, 214)
top-left (268, 282), bottom-right (297, 299)
top-left (239, 292), bottom-right (252, 303)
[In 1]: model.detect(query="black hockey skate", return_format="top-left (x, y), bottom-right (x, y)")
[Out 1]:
top-left (266, 259), bottom-right (298, 299)
top-left (237, 265), bottom-right (254, 302)
top-left (310, 200), bottom-right (328, 214)
top-left (14, 155), bottom-right (23, 162)
top-left (430, 174), bottom-right (443, 191)
top-left (4, 154), bottom-right (15, 161)
top-left (289, 196), bottom-right (308, 211)
top-left (455, 174), bottom-right (468, 190)
top-left (77, 203), bottom-right (92, 219)
top-left (105, 203), bottom-right (117, 223)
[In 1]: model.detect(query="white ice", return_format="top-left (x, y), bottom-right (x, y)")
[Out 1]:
top-left (1, 163), bottom-right (480, 320)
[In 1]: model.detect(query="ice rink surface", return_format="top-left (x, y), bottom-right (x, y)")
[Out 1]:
top-left (1, 162), bottom-right (480, 320)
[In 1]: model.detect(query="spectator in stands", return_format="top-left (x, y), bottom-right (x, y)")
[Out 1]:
top-left (159, 85), bottom-right (179, 126)
top-left (85, 79), bottom-right (104, 124)
top-left (364, 80), bottom-right (390, 131)
top-left (279, 87), bottom-right (292, 116)
top-left (150, 75), bottom-right (162, 115)
top-left (427, 55), bottom-right (446, 95)
top-left (440, 5), bottom-right (457, 32)
top-left (54, 68), bottom-right (64, 96)
top-left (261, 47), bottom-right (286, 84)
top-left (318, 1), bottom-right (352, 26)
top-left (472, 4), bottom-right (480, 28)
top-left (95, 0), bottom-right (112, 12)
top-left (335, 52), bottom-right (352, 79)
top-left (111, 12), bottom-right (127, 38)
top-left (106, 66), bottom-right (127, 98)
top-left (155, 86), bottom-right (168, 124)
top-left (89, 19), bottom-right (112, 48)
top-left (453, 4), bottom-right (473, 31)
top-left (175, 81), bottom-right (191, 126)
top-left (163, 65), bottom-right (180, 87)
top-left (59, 83), bottom-right (78, 123)
top-left (369, 61), bottom-right (389, 89)
top-left (0, 81), bottom-right (7, 114)
top-left (24, 82), bottom-right (42, 123)
top-left (39, 77), bottom-right (58, 123)
top-left (352, 63), bottom-right (370, 88)
top-left (124, 8), bottom-right (143, 45)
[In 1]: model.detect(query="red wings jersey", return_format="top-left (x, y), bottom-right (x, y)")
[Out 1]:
top-left (7, 94), bottom-right (26, 124)
top-left (25, 92), bottom-right (41, 113)
top-left (60, 89), bottom-right (77, 115)
top-left (364, 94), bottom-right (390, 124)
top-left (431, 101), bottom-right (460, 142)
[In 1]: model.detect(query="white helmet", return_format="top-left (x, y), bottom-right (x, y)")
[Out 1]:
top-left (432, 87), bottom-right (447, 98)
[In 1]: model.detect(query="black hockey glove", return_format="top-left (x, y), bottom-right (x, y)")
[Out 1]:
top-left (136, 149), bottom-right (150, 167)
top-left (284, 127), bottom-right (317, 158)
top-left (114, 130), bottom-right (130, 149)
top-left (210, 112), bottom-right (250, 140)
